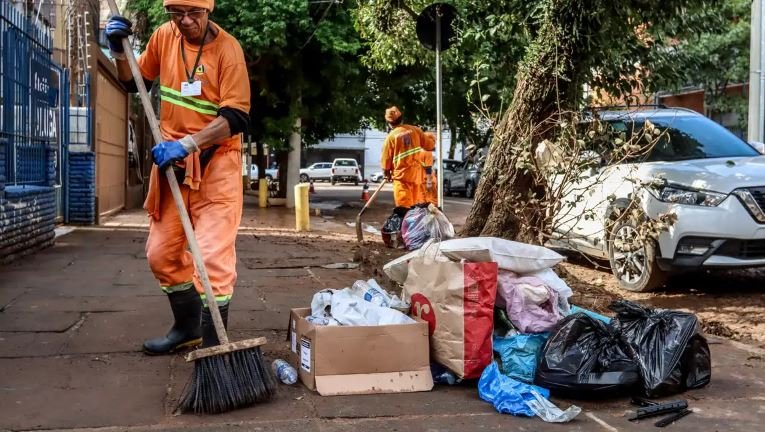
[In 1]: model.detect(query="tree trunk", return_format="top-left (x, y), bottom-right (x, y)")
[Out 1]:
top-left (462, 0), bottom-right (587, 243)
top-left (449, 127), bottom-right (458, 159)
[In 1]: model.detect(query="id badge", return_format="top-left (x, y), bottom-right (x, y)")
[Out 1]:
top-left (181, 80), bottom-right (202, 97)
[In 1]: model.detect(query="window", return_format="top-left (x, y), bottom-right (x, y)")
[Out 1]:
top-left (607, 116), bottom-right (758, 163)
top-left (335, 160), bottom-right (357, 167)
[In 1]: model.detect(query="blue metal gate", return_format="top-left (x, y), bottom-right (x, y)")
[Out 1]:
top-left (1, 1), bottom-right (57, 187)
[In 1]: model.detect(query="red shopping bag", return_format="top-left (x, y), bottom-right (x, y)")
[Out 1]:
top-left (404, 255), bottom-right (498, 379)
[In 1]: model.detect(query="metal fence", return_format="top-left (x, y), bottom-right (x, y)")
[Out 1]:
top-left (1, 1), bottom-right (58, 186)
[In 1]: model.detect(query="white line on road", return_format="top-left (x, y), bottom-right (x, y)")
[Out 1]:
top-left (585, 412), bottom-right (619, 432)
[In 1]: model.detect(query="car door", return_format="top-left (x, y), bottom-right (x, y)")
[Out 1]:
top-left (318, 163), bottom-right (332, 179)
top-left (554, 164), bottom-right (604, 250)
top-left (450, 162), bottom-right (467, 191)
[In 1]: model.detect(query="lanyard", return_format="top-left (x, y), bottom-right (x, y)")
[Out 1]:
top-left (180, 24), bottom-right (210, 84)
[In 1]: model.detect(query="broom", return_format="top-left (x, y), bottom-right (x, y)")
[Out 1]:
top-left (105, 0), bottom-right (277, 414)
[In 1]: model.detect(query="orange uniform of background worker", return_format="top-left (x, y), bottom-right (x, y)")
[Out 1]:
top-left (420, 147), bottom-right (438, 205)
top-left (381, 106), bottom-right (436, 208)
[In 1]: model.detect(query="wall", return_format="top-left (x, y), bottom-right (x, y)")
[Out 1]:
top-left (94, 57), bottom-right (128, 217)
top-left (0, 186), bottom-right (56, 264)
top-left (67, 152), bottom-right (96, 224)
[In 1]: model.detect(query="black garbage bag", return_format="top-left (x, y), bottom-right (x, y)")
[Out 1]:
top-left (534, 313), bottom-right (640, 398)
top-left (381, 213), bottom-right (403, 248)
top-left (609, 300), bottom-right (711, 397)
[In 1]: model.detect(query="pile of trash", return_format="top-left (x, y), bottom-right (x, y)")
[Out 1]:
top-left (381, 236), bottom-right (712, 424)
top-left (289, 234), bottom-right (712, 426)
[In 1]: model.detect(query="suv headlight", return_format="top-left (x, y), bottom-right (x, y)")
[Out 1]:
top-left (658, 186), bottom-right (727, 206)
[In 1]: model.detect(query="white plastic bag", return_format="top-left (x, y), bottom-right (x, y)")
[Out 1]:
top-left (525, 268), bottom-right (573, 315)
top-left (439, 237), bottom-right (564, 273)
top-left (309, 289), bottom-right (414, 326)
top-left (402, 205), bottom-right (455, 250)
top-left (329, 289), bottom-right (415, 326)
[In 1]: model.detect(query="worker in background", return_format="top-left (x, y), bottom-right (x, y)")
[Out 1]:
top-left (105, 0), bottom-right (250, 355)
top-left (381, 106), bottom-right (436, 216)
top-left (420, 147), bottom-right (438, 206)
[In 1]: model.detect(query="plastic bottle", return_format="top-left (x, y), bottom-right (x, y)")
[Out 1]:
top-left (350, 279), bottom-right (390, 307)
top-left (271, 359), bottom-right (298, 385)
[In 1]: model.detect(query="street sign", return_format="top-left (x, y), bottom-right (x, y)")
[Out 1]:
top-left (416, 3), bottom-right (457, 51)
top-left (416, 3), bottom-right (458, 209)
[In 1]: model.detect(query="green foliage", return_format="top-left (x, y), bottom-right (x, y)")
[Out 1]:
top-left (355, 0), bottom-right (530, 151)
top-left (127, 0), bottom-right (371, 149)
top-left (658, 0), bottom-right (750, 131)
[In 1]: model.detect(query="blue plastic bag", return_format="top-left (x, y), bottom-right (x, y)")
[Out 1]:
top-left (494, 333), bottom-right (549, 383)
top-left (570, 305), bottom-right (611, 323)
top-left (478, 362), bottom-right (549, 417)
top-left (479, 362), bottom-right (582, 422)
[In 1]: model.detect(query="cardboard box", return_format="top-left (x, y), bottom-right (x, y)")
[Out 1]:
top-left (288, 308), bottom-right (434, 396)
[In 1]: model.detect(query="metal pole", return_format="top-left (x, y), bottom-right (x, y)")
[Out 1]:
top-left (760, 0), bottom-right (765, 142)
top-left (750, 0), bottom-right (764, 142)
top-left (435, 8), bottom-right (444, 209)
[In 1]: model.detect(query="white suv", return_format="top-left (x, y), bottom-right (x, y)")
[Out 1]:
top-left (550, 108), bottom-right (765, 292)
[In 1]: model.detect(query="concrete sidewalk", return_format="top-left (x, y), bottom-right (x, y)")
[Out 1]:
top-left (2, 220), bottom-right (765, 430)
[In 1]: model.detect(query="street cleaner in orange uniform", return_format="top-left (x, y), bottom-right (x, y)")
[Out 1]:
top-left (381, 106), bottom-right (436, 217)
top-left (106, 0), bottom-right (250, 354)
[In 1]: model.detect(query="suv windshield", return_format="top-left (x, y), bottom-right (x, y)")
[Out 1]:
top-left (335, 160), bottom-right (356, 167)
top-left (607, 115), bottom-right (758, 162)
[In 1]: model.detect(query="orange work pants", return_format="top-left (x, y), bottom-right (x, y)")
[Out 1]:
top-left (393, 180), bottom-right (422, 208)
top-left (145, 149), bottom-right (243, 305)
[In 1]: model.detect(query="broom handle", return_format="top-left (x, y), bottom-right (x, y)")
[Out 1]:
top-left (106, 0), bottom-right (229, 344)
top-left (355, 180), bottom-right (387, 242)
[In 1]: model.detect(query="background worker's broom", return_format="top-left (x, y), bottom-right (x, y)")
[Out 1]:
top-left (105, 0), bottom-right (277, 414)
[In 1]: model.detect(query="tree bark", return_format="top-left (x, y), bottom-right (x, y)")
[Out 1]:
top-left (461, 0), bottom-right (587, 243)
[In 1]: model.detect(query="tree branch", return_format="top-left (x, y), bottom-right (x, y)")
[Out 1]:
top-left (394, 0), bottom-right (419, 20)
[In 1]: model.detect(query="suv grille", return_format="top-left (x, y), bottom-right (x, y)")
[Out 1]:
top-left (716, 239), bottom-right (765, 259)
top-left (748, 187), bottom-right (765, 212)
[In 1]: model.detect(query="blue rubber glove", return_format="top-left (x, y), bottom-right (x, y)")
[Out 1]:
top-left (105, 16), bottom-right (133, 56)
top-left (152, 136), bottom-right (198, 170)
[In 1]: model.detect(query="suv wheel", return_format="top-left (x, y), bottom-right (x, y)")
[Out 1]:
top-left (465, 181), bottom-right (475, 199)
top-left (300, 174), bottom-right (309, 183)
top-left (444, 180), bottom-right (451, 196)
top-left (331, 177), bottom-right (336, 185)
top-left (607, 217), bottom-right (667, 292)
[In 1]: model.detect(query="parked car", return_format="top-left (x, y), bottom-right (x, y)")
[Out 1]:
top-left (249, 164), bottom-right (279, 181)
top-left (548, 107), bottom-right (765, 292)
top-left (440, 159), bottom-right (463, 196)
top-left (331, 158), bottom-right (362, 185)
top-left (300, 162), bottom-right (333, 182)
top-left (370, 171), bottom-right (385, 183)
top-left (443, 159), bottom-right (482, 198)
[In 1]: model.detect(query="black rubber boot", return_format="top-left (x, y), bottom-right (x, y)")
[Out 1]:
top-left (143, 289), bottom-right (202, 355)
top-left (201, 303), bottom-right (229, 348)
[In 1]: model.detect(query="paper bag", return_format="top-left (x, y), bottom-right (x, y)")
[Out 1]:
top-left (403, 255), bottom-right (498, 379)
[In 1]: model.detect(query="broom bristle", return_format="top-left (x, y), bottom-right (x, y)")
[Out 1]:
top-left (178, 347), bottom-right (278, 414)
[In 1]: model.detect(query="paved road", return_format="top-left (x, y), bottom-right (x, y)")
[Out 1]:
top-left (307, 182), bottom-right (473, 224)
